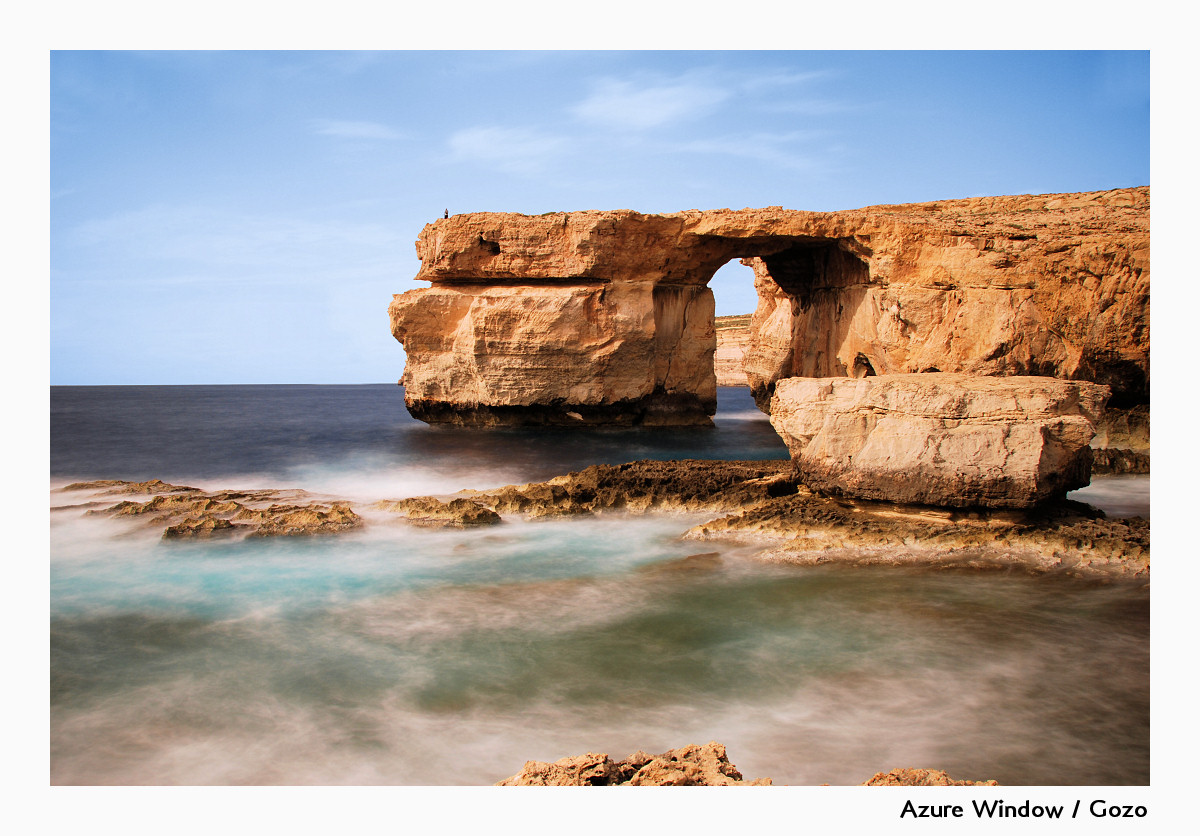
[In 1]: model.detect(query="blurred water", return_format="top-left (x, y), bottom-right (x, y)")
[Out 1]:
top-left (49, 385), bottom-right (1149, 785)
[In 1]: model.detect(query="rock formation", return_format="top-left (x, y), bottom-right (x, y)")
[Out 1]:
top-left (496, 742), bottom-right (772, 786)
top-left (714, 314), bottom-right (752, 386)
top-left (460, 460), bottom-right (1148, 578)
top-left (372, 496), bottom-right (501, 527)
top-left (494, 742), bottom-right (1002, 786)
top-left (1091, 404), bottom-right (1150, 474)
top-left (768, 374), bottom-right (1110, 508)
top-left (54, 462), bottom-right (1150, 577)
top-left (861, 768), bottom-right (998, 787)
top-left (72, 481), bottom-right (363, 538)
top-left (390, 188), bottom-right (1148, 426)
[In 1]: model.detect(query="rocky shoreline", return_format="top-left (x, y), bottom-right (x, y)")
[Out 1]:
top-left (56, 458), bottom-right (1149, 580)
top-left (54, 461), bottom-right (1147, 786)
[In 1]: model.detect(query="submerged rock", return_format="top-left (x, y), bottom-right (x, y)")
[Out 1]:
top-left (769, 374), bottom-right (1110, 508)
top-left (496, 742), bottom-right (771, 786)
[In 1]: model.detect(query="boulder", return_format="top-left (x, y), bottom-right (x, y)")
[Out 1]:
top-left (768, 373), bottom-right (1109, 508)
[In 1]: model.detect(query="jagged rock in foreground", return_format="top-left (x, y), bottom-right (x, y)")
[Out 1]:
top-left (769, 374), bottom-right (1110, 508)
top-left (496, 742), bottom-right (772, 786)
top-left (861, 768), bottom-right (998, 786)
top-left (391, 188), bottom-right (1148, 426)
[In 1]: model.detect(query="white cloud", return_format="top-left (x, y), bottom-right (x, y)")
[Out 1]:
top-left (570, 77), bottom-right (730, 131)
top-left (311, 119), bottom-right (406, 140)
top-left (447, 126), bottom-right (566, 173)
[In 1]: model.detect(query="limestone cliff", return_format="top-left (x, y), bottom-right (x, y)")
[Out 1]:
top-left (715, 314), bottom-right (752, 386)
top-left (390, 188), bottom-right (1148, 425)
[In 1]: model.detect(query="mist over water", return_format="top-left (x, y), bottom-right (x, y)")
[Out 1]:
top-left (50, 385), bottom-right (1149, 785)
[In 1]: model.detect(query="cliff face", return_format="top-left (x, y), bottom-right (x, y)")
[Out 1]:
top-left (390, 188), bottom-right (1148, 425)
top-left (714, 314), bottom-right (752, 386)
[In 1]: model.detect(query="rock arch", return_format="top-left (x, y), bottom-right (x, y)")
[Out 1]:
top-left (389, 189), bottom-right (1149, 426)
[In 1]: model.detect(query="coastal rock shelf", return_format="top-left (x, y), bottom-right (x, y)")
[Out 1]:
top-left (54, 461), bottom-right (1149, 579)
top-left (390, 188), bottom-right (1149, 426)
top-left (769, 374), bottom-right (1110, 508)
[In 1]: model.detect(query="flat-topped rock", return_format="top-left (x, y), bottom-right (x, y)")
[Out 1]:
top-left (769, 373), bottom-right (1110, 508)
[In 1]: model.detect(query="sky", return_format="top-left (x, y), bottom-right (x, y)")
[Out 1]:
top-left (49, 50), bottom-right (1151, 385)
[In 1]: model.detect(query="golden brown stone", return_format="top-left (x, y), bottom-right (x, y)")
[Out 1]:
top-left (391, 188), bottom-right (1148, 426)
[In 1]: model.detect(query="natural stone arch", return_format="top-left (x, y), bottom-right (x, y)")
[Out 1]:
top-left (389, 189), bottom-right (1149, 427)
top-left (650, 235), bottom-right (879, 415)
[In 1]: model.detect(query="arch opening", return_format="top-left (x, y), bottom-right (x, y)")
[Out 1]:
top-left (689, 238), bottom-right (875, 407)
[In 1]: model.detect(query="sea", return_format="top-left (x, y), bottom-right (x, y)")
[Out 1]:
top-left (49, 384), bottom-right (1150, 786)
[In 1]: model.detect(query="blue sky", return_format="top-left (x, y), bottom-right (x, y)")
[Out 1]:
top-left (50, 50), bottom-right (1150, 385)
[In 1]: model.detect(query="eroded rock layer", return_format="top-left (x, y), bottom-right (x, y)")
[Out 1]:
top-left (768, 374), bottom-right (1110, 508)
top-left (390, 188), bottom-right (1148, 425)
top-left (54, 462), bottom-right (1150, 577)
top-left (715, 314), bottom-right (752, 386)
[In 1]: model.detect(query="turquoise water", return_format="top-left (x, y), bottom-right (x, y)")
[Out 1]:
top-left (50, 385), bottom-right (1149, 785)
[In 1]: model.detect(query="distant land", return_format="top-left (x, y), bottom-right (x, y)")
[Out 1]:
top-left (715, 314), bottom-right (752, 387)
